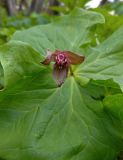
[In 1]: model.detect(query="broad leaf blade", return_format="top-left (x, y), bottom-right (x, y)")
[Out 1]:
top-left (0, 8), bottom-right (123, 160)
top-left (0, 42), bottom-right (123, 160)
top-left (0, 41), bottom-right (45, 88)
top-left (75, 26), bottom-right (123, 90)
top-left (11, 8), bottom-right (105, 55)
top-left (103, 94), bottom-right (123, 121)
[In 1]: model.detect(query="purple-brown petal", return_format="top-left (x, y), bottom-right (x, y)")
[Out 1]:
top-left (41, 50), bottom-right (56, 65)
top-left (64, 51), bottom-right (85, 65)
top-left (41, 57), bottom-right (51, 65)
top-left (53, 63), bottom-right (69, 87)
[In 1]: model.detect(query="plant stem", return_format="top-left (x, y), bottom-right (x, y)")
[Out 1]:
top-left (70, 66), bottom-right (73, 76)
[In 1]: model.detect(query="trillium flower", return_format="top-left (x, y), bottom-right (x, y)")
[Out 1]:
top-left (41, 50), bottom-right (85, 86)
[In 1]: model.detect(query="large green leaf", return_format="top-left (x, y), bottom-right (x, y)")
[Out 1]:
top-left (0, 41), bottom-right (123, 160)
top-left (11, 8), bottom-right (123, 91)
top-left (1, 8), bottom-right (123, 160)
top-left (12, 8), bottom-right (105, 55)
top-left (0, 41), bottom-right (44, 88)
top-left (75, 25), bottom-right (123, 91)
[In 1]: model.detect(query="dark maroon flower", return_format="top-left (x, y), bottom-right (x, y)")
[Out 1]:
top-left (41, 50), bottom-right (85, 86)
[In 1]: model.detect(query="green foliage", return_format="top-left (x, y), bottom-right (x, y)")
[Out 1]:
top-left (51, 0), bottom-right (91, 13)
top-left (0, 12), bottom-right (50, 45)
top-left (92, 8), bottom-right (123, 43)
top-left (2, 13), bottom-right (50, 29)
top-left (101, 1), bottom-right (123, 15)
top-left (76, 24), bottom-right (123, 91)
top-left (12, 8), bottom-right (105, 55)
top-left (1, 8), bottom-right (123, 160)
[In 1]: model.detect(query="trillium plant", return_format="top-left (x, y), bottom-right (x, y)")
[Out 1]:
top-left (1, 8), bottom-right (123, 160)
top-left (41, 50), bottom-right (85, 86)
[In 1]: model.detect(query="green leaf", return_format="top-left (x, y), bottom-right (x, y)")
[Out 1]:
top-left (0, 63), bottom-right (4, 89)
top-left (11, 8), bottom-right (123, 91)
top-left (90, 8), bottom-right (123, 44)
top-left (1, 8), bottom-right (123, 160)
top-left (0, 41), bottom-right (123, 160)
top-left (103, 94), bottom-right (123, 122)
top-left (0, 41), bottom-right (44, 88)
top-left (11, 8), bottom-right (105, 55)
top-left (75, 25), bottom-right (123, 91)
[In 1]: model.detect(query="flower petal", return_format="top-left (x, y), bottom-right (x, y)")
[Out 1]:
top-left (41, 50), bottom-right (56, 65)
top-left (53, 63), bottom-right (69, 86)
top-left (64, 51), bottom-right (85, 65)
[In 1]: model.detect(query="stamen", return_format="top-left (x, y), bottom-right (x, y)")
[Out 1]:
top-left (56, 53), bottom-right (67, 65)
